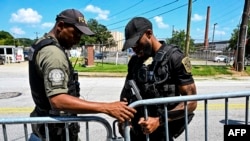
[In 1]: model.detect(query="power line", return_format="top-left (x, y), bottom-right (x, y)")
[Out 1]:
top-left (140, 0), bottom-right (178, 16)
top-left (191, 1), bottom-right (242, 29)
top-left (148, 0), bottom-right (197, 19)
top-left (109, 0), bottom-right (196, 31)
top-left (109, 0), bottom-right (144, 18)
top-left (106, 0), bottom-right (179, 27)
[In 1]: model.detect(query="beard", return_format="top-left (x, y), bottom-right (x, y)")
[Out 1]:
top-left (142, 42), bottom-right (154, 58)
top-left (57, 33), bottom-right (72, 50)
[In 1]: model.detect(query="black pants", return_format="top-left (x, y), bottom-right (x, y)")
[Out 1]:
top-left (130, 126), bottom-right (174, 141)
top-left (129, 113), bottom-right (195, 141)
top-left (30, 108), bottom-right (79, 141)
top-left (31, 123), bottom-right (79, 141)
top-left (130, 132), bottom-right (174, 141)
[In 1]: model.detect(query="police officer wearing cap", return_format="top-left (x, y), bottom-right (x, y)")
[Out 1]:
top-left (119, 17), bottom-right (197, 141)
top-left (28, 9), bottom-right (136, 141)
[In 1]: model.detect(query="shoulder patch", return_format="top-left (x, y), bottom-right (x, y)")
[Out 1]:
top-left (182, 57), bottom-right (192, 73)
top-left (48, 69), bottom-right (65, 86)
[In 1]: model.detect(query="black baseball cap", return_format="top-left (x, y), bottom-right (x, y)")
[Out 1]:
top-left (122, 17), bottom-right (152, 51)
top-left (56, 9), bottom-right (95, 35)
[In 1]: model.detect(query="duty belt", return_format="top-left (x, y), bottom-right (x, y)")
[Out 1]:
top-left (35, 106), bottom-right (72, 116)
top-left (49, 110), bottom-right (72, 116)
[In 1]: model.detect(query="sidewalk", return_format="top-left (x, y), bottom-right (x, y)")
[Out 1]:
top-left (78, 72), bottom-right (250, 81)
top-left (78, 72), bottom-right (126, 77)
top-left (3, 61), bottom-right (250, 80)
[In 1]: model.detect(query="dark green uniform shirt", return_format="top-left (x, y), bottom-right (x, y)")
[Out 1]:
top-left (35, 41), bottom-right (70, 97)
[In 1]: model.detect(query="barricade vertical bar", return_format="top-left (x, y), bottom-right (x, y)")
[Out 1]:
top-left (129, 80), bottom-right (149, 141)
top-left (2, 124), bottom-right (8, 141)
top-left (144, 105), bottom-right (149, 141)
top-left (124, 120), bottom-right (130, 141)
top-left (225, 98), bottom-right (228, 125)
top-left (65, 123), bottom-right (69, 141)
top-left (204, 100), bottom-right (208, 141)
top-left (184, 101), bottom-right (188, 141)
top-left (45, 123), bottom-right (49, 141)
top-left (245, 96), bottom-right (249, 125)
top-left (112, 120), bottom-right (118, 138)
top-left (86, 121), bottom-right (89, 141)
top-left (0, 116), bottom-right (114, 141)
top-left (24, 123), bottom-right (28, 141)
top-left (164, 104), bottom-right (169, 141)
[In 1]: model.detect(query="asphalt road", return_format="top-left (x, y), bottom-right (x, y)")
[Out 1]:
top-left (0, 61), bottom-right (250, 141)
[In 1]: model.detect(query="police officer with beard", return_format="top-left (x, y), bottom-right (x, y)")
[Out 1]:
top-left (119, 17), bottom-right (197, 141)
top-left (28, 9), bottom-right (136, 141)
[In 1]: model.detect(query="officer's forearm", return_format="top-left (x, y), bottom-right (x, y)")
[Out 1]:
top-left (168, 100), bottom-right (197, 120)
top-left (158, 100), bottom-right (196, 124)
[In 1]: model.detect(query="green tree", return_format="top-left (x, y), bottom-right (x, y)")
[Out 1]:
top-left (18, 38), bottom-right (34, 47)
top-left (0, 30), bottom-right (13, 39)
top-left (166, 30), bottom-right (195, 52)
top-left (80, 19), bottom-right (114, 47)
top-left (0, 30), bottom-right (34, 46)
top-left (228, 20), bottom-right (250, 51)
top-left (0, 30), bottom-right (14, 45)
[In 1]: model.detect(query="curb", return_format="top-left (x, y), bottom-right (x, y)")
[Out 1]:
top-left (78, 72), bottom-right (250, 80)
top-left (78, 72), bottom-right (126, 77)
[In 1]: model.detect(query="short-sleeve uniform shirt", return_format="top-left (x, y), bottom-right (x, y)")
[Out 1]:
top-left (36, 44), bottom-right (70, 97)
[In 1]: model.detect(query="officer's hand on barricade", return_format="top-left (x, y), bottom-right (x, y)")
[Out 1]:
top-left (105, 101), bottom-right (136, 122)
top-left (118, 122), bottom-right (124, 137)
top-left (118, 120), bottom-right (132, 137)
top-left (138, 117), bottom-right (160, 134)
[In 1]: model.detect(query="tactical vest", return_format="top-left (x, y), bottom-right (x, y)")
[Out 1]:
top-left (126, 43), bottom-right (194, 138)
top-left (131, 43), bottom-right (180, 100)
top-left (28, 37), bottom-right (80, 116)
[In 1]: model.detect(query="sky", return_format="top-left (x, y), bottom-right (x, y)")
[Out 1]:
top-left (0, 0), bottom-right (244, 43)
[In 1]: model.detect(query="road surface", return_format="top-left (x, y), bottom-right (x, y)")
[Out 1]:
top-left (0, 62), bottom-right (250, 141)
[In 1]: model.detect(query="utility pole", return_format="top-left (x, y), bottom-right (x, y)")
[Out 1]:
top-left (236, 0), bottom-right (250, 71)
top-left (185, 0), bottom-right (192, 57)
top-left (12, 33), bottom-right (16, 46)
top-left (34, 32), bottom-right (39, 39)
top-left (212, 23), bottom-right (218, 50)
top-left (172, 25), bottom-right (175, 38)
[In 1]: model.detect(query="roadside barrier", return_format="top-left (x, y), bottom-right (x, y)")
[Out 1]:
top-left (1, 91), bottom-right (249, 141)
top-left (0, 116), bottom-right (123, 141)
top-left (123, 91), bottom-right (250, 141)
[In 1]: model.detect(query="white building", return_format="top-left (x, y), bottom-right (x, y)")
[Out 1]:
top-left (0, 45), bottom-right (24, 63)
top-left (111, 31), bottom-right (124, 52)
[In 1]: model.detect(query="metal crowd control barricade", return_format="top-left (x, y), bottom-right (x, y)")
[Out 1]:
top-left (123, 91), bottom-right (250, 141)
top-left (0, 116), bottom-right (123, 141)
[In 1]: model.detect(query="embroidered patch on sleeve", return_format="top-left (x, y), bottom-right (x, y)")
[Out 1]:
top-left (48, 69), bottom-right (65, 86)
top-left (182, 57), bottom-right (192, 73)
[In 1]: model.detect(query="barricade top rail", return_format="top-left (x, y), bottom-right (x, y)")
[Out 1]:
top-left (124, 90), bottom-right (250, 141)
top-left (0, 116), bottom-right (110, 125)
top-left (0, 116), bottom-right (114, 141)
top-left (128, 90), bottom-right (250, 108)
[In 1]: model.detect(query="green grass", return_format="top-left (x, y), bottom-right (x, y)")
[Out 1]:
top-left (192, 65), bottom-right (232, 76)
top-left (75, 62), bottom-right (127, 72)
top-left (245, 67), bottom-right (250, 74)
top-left (70, 57), bottom-right (250, 76)
top-left (70, 57), bottom-right (127, 72)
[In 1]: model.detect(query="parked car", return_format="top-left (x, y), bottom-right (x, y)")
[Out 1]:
top-left (213, 55), bottom-right (228, 62)
top-left (95, 53), bottom-right (107, 59)
top-left (224, 56), bottom-right (234, 63)
top-left (0, 55), bottom-right (5, 65)
top-left (23, 51), bottom-right (29, 61)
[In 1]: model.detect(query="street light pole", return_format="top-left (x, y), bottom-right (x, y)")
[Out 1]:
top-left (212, 23), bottom-right (217, 49)
top-left (12, 33), bottom-right (16, 46)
